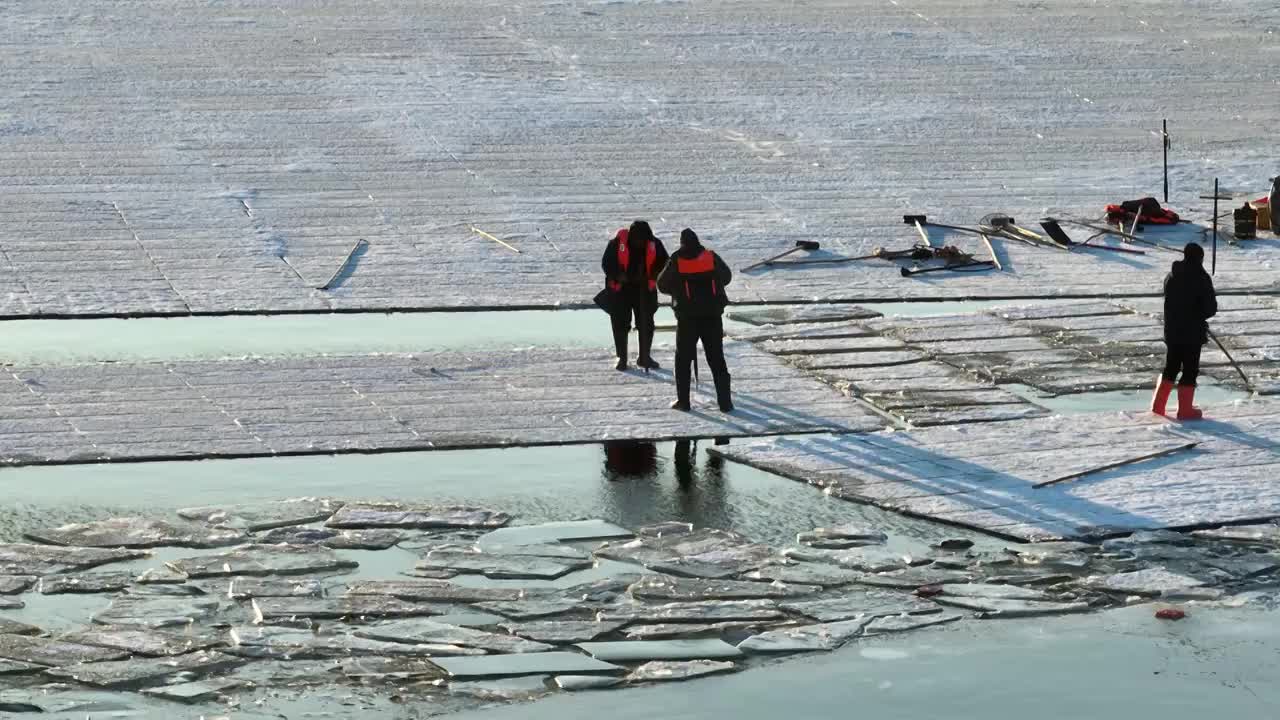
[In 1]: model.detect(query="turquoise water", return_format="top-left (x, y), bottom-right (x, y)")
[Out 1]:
top-left (0, 301), bottom-right (1030, 365)
top-left (445, 602), bottom-right (1280, 720)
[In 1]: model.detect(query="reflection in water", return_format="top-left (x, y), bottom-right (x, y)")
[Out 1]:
top-left (599, 439), bottom-right (731, 532)
top-left (603, 440), bottom-right (659, 479)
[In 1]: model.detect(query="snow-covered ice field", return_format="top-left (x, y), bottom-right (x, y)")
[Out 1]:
top-left (2, 0), bottom-right (1279, 316)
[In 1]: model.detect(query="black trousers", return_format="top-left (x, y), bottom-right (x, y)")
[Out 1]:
top-left (675, 315), bottom-right (731, 407)
top-left (1162, 342), bottom-right (1202, 386)
top-left (609, 289), bottom-right (655, 361)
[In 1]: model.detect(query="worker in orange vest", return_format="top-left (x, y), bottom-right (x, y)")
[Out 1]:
top-left (657, 228), bottom-right (733, 412)
top-left (601, 221), bottom-right (669, 371)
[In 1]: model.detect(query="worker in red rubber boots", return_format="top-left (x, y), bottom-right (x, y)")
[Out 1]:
top-left (657, 228), bottom-right (733, 412)
top-left (1153, 242), bottom-right (1216, 419)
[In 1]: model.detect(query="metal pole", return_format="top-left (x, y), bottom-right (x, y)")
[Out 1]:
top-left (1212, 178), bottom-right (1218, 275)
top-left (1162, 119), bottom-right (1169, 203)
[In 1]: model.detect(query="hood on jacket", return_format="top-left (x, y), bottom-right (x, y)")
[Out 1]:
top-left (675, 228), bottom-right (704, 258)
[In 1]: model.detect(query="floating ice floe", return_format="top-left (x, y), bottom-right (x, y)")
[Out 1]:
top-left (737, 618), bottom-right (870, 654)
top-left (45, 650), bottom-right (244, 689)
top-left (415, 549), bottom-right (592, 580)
top-left (628, 576), bottom-right (820, 601)
top-left (575, 638), bottom-right (743, 662)
top-left (597, 600), bottom-right (784, 624)
top-left (39, 571), bottom-right (134, 595)
top-left (60, 626), bottom-right (224, 657)
top-left (740, 562), bottom-right (865, 587)
top-left (931, 597), bottom-right (1092, 618)
top-left (780, 591), bottom-right (939, 622)
top-left (92, 595), bottom-right (221, 629)
top-left (782, 546), bottom-right (927, 573)
top-left (179, 498), bottom-right (344, 532)
top-left (1083, 567), bottom-right (1209, 596)
top-left (25, 517), bottom-right (246, 549)
top-left (250, 595), bottom-right (445, 622)
top-left (228, 625), bottom-right (483, 660)
top-left (0, 633), bottom-right (129, 666)
top-left (0, 576), bottom-right (35, 594)
top-left (501, 620), bottom-right (626, 643)
top-left (628, 659), bottom-right (739, 682)
top-left (348, 579), bottom-right (532, 603)
top-left (862, 612), bottom-right (964, 635)
top-left (326, 502), bottom-right (511, 530)
top-left (431, 651), bottom-right (623, 680)
top-left (0, 544), bottom-right (147, 576)
top-left (354, 619), bottom-right (553, 654)
top-left (167, 544), bottom-right (358, 578)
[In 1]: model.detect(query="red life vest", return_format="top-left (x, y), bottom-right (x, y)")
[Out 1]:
top-left (609, 231), bottom-right (657, 291)
top-left (675, 250), bottom-right (719, 301)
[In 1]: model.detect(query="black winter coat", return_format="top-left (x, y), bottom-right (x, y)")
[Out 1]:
top-left (601, 236), bottom-right (669, 289)
top-left (1163, 260), bottom-right (1217, 345)
top-left (657, 244), bottom-right (732, 318)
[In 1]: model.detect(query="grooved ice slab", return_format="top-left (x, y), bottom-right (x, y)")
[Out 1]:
top-left (44, 650), bottom-right (244, 689)
top-left (0, 618), bottom-right (42, 636)
top-left (224, 577), bottom-right (325, 600)
top-left (167, 544), bottom-right (357, 578)
top-left (92, 595), bottom-right (221, 629)
top-left (862, 613), bottom-right (964, 635)
top-left (737, 618), bottom-right (869, 654)
top-left (780, 592), bottom-right (939, 622)
top-left (0, 659), bottom-right (43, 675)
top-left (502, 621), bottom-right (625, 644)
top-left (250, 596), bottom-right (445, 622)
top-left (347, 580), bottom-right (528, 604)
top-left (712, 399), bottom-right (1280, 540)
top-left (328, 503), bottom-right (511, 530)
top-left (25, 517), bottom-right (246, 549)
top-left (0, 633), bottom-right (128, 666)
top-left (1084, 568), bottom-right (1209, 596)
top-left (627, 660), bottom-right (738, 682)
top-left (38, 572), bottom-right (133, 595)
top-left (739, 564), bottom-right (865, 587)
top-left (628, 576), bottom-right (819, 602)
top-left (416, 550), bottom-right (590, 580)
top-left (0, 576), bottom-right (35, 594)
top-left (0, 544), bottom-right (148, 575)
top-left (228, 626), bottom-right (481, 660)
top-left (596, 529), bottom-right (776, 580)
top-left (575, 639), bottom-right (743, 662)
top-left (431, 652), bottom-right (623, 680)
top-left (931, 597), bottom-right (1091, 618)
top-left (597, 600), bottom-right (784, 624)
top-left (0, 345), bottom-right (882, 465)
top-left (354, 620), bottom-right (553, 654)
top-left (60, 627), bottom-right (224, 657)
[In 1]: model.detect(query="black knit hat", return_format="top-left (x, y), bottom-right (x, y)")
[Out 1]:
top-left (1183, 242), bottom-right (1204, 264)
top-left (680, 228), bottom-right (700, 249)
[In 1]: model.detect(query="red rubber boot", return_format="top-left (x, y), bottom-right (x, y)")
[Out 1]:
top-left (1150, 377), bottom-right (1174, 416)
top-left (1176, 384), bottom-right (1203, 420)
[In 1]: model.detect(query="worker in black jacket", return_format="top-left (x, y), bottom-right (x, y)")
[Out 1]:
top-left (1152, 242), bottom-right (1217, 419)
top-left (601, 221), bottom-right (669, 371)
top-left (657, 228), bottom-right (733, 412)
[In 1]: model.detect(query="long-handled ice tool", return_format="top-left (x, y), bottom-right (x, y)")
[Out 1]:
top-left (742, 241), bottom-right (821, 271)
